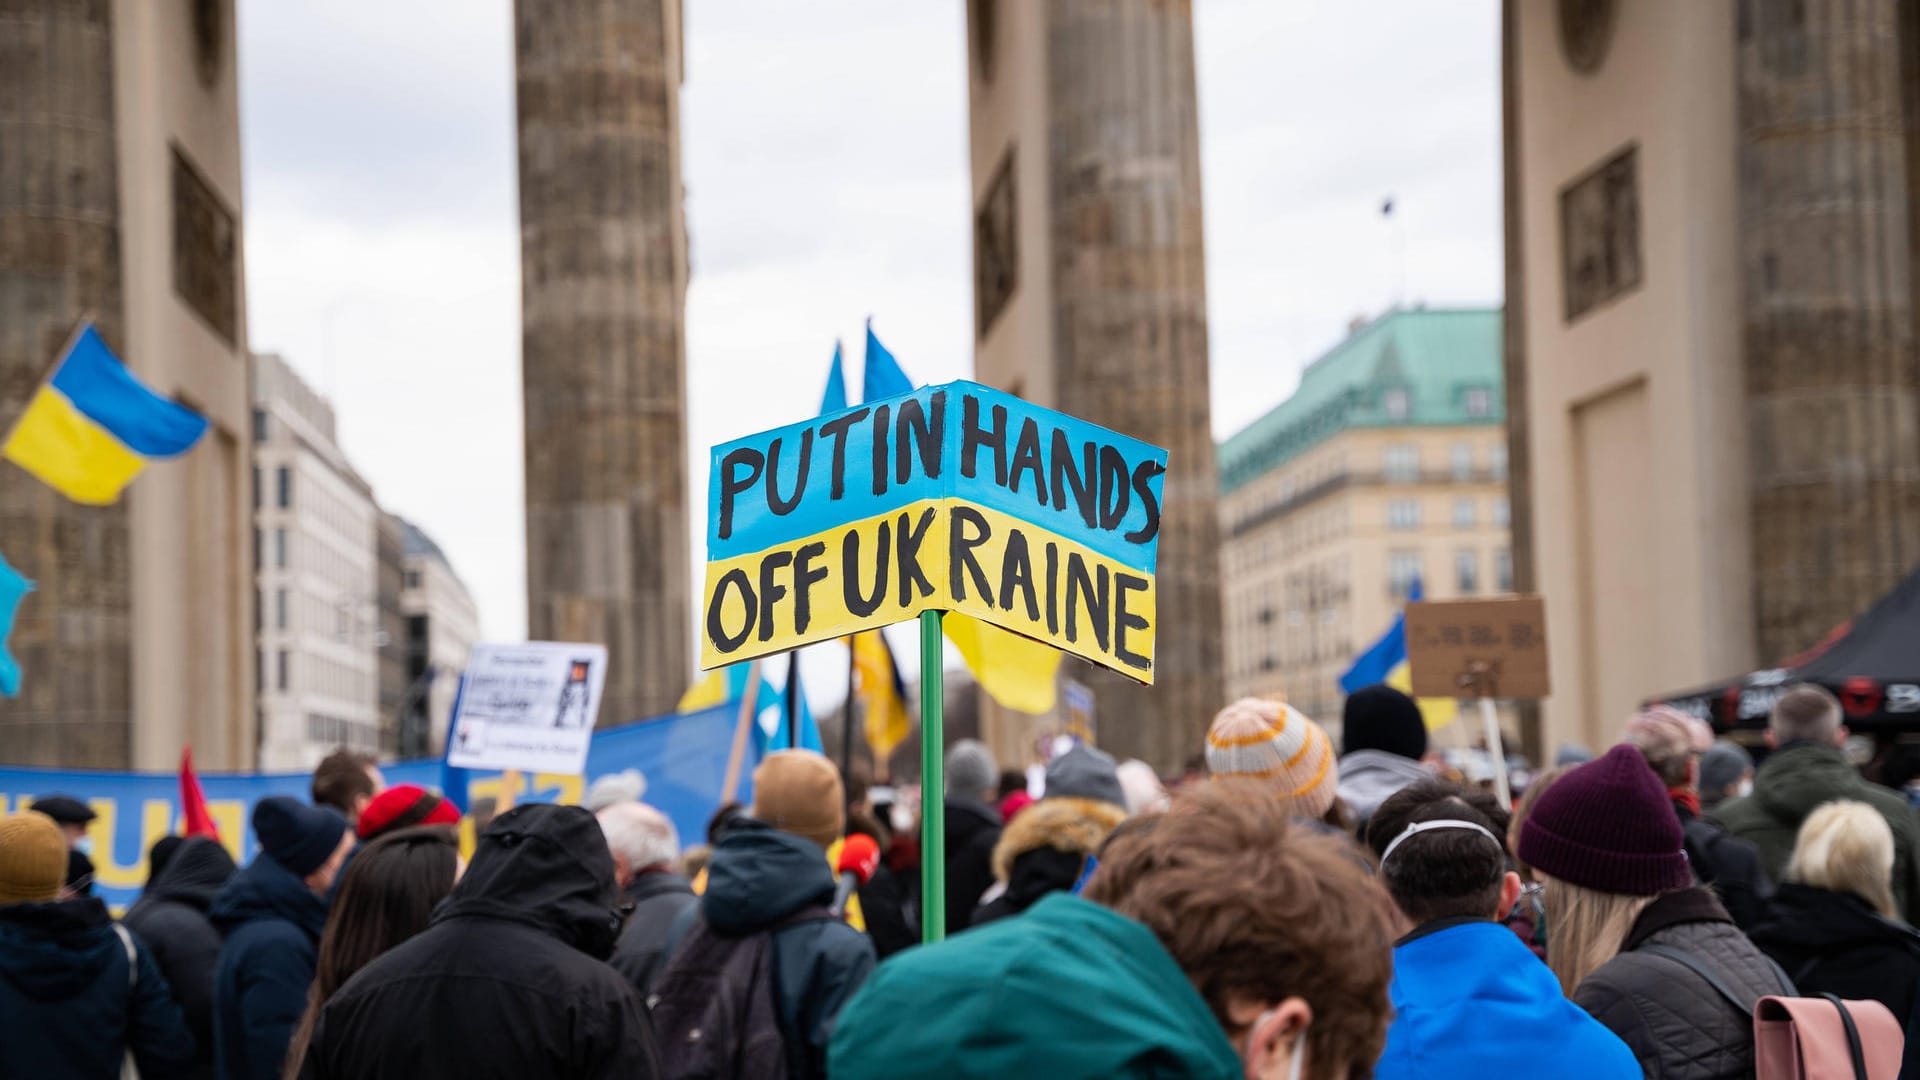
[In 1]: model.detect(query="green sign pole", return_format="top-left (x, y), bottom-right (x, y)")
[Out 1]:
top-left (918, 608), bottom-right (946, 944)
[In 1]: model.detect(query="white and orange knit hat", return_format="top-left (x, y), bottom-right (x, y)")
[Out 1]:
top-left (1205, 698), bottom-right (1340, 819)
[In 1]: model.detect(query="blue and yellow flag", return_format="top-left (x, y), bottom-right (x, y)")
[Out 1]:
top-left (1339, 578), bottom-right (1457, 729)
top-left (820, 342), bottom-right (848, 415)
top-left (2, 325), bottom-right (208, 505)
top-left (862, 322), bottom-right (913, 401)
top-left (851, 629), bottom-right (911, 759)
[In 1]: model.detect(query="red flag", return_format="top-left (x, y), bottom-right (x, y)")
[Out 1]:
top-left (179, 747), bottom-right (220, 840)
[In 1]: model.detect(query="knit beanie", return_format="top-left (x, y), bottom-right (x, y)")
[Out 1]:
top-left (356, 784), bottom-right (462, 841)
top-left (1044, 745), bottom-right (1127, 809)
top-left (946, 740), bottom-right (999, 801)
top-left (1517, 744), bottom-right (1691, 896)
top-left (0, 812), bottom-right (69, 904)
top-left (1341, 685), bottom-right (1428, 760)
top-left (253, 796), bottom-right (349, 877)
top-left (751, 750), bottom-right (845, 852)
top-left (1206, 698), bottom-right (1341, 820)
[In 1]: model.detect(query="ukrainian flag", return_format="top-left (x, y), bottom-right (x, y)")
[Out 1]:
top-left (2, 325), bottom-right (208, 504)
top-left (1339, 577), bottom-right (1459, 729)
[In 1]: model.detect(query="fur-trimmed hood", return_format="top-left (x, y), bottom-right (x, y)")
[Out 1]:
top-left (992, 797), bottom-right (1128, 883)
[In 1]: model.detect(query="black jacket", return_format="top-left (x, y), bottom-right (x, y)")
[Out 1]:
top-left (1574, 888), bottom-right (1795, 1080)
top-left (663, 823), bottom-right (876, 1079)
top-left (944, 797), bottom-right (1001, 935)
top-left (1675, 800), bottom-right (1772, 931)
top-left (123, 837), bottom-right (235, 1080)
top-left (1750, 883), bottom-right (1920, 1022)
top-left (609, 868), bottom-right (696, 995)
top-left (295, 804), bottom-right (659, 1079)
top-left (971, 796), bottom-right (1125, 927)
top-left (210, 853), bottom-right (330, 1080)
top-left (855, 862), bottom-right (918, 959)
top-left (0, 898), bottom-right (196, 1080)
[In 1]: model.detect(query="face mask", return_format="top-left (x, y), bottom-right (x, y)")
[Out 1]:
top-left (1736, 779), bottom-right (1754, 799)
top-left (74, 836), bottom-right (94, 857)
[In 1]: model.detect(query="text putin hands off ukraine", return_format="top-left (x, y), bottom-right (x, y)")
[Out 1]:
top-left (701, 382), bottom-right (1166, 682)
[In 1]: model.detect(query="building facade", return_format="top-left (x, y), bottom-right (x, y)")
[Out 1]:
top-left (1503, 0), bottom-right (1920, 751)
top-left (375, 512), bottom-right (407, 756)
top-left (1218, 310), bottom-right (1511, 725)
top-left (964, 0), bottom-right (1225, 771)
top-left (514, 0), bottom-right (692, 727)
top-left (0, 0), bottom-right (255, 768)
top-left (397, 519), bottom-right (479, 757)
top-left (252, 353), bottom-right (380, 770)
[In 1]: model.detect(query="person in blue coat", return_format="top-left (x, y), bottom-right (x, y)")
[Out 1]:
top-left (210, 797), bottom-right (352, 1080)
top-left (1365, 780), bottom-right (1639, 1079)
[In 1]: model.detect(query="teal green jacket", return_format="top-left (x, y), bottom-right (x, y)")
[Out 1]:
top-left (828, 893), bottom-right (1241, 1080)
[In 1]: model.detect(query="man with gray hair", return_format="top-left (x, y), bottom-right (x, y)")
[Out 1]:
top-left (1711, 683), bottom-right (1920, 921)
top-left (597, 801), bottom-right (695, 994)
top-left (943, 739), bottom-right (1003, 936)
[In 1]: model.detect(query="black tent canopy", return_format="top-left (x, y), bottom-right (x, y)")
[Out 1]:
top-left (1654, 568), bottom-right (1920, 733)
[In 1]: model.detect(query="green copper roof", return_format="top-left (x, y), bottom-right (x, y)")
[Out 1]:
top-left (1217, 308), bottom-right (1504, 494)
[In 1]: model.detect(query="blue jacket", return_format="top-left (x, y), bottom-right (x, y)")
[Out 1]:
top-left (1376, 918), bottom-right (1638, 1080)
top-left (210, 855), bottom-right (329, 1080)
top-left (0, 898), bottom-right (195, 1080)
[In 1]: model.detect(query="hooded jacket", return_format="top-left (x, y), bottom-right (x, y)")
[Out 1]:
top-left (1749, 883), bottom-right (1920, 1022)
top-left (0, 897), bottom-right (196, 1080)
top-left (830, 893), bottom-right (1241, 1079)
top-left (295, 803), bottom-right (658, 1079)
top-left (1336, 749), bottom-right (1431, 826)
top-left (972, 797), bottom-right (1126, 926)
top-left (944, 796), bottom-right (1001, 935)
top-left (123, 837), bottom-right (236, 1080)
top-left (1574, 888), bottom-right (1795, 1079)
top-left (660, 822), bottom-right (876, 1079)
top-left (1375, 918), bottom-right (1638, 1080)
top-left (210, 853), bottom-right (330, 1080)
top-left (608, 867), bottom-right (696, 995)
top-left (1710, 743), bottom-right (1920, 922)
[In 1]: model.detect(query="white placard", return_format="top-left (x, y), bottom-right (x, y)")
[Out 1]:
top-left (446, 642), bottom-right (609, 775)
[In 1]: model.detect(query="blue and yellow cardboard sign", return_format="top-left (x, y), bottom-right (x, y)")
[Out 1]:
top-left (702, 381), bottom-right (1166, 681)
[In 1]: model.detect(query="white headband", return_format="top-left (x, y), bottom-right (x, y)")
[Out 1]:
top-left (1379, 818), bottom-right (1503, 866)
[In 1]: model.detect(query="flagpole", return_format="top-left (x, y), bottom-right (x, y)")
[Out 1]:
top-left (719, 660), bottom-right (763, 805)
top-left (841, 636), bottom-right (856, 786)
top-left (1, 313), bottom-right (93, 447)
top-left (784, 650), bottom-right (799, 750)
top-left (919, 609), bottom-right (946, 944)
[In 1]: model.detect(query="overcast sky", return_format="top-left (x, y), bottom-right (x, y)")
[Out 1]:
top-left (239, 0), bottom-right (1499, 705)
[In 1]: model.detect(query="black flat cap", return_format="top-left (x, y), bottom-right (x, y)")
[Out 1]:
top-left (30, 796), bottom-right (96, 826)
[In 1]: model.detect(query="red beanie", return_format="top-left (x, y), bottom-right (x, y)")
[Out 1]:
top-left (357, 784), bottom-right (460, 840)
top-left (1517, 744), bottom-right (1691, 896)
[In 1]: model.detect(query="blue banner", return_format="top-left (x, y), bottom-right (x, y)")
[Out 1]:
top-left (0, 704), bottom-right (755, 912)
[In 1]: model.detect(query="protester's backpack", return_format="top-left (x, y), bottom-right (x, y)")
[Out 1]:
top-left (1643, 943), bottom-right (1904, 1079)
top-left (648, 909), bottom-right (831, 1080)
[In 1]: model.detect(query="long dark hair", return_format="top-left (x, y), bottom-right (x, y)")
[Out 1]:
top-left (282, 826), bottom-right (459, 1077)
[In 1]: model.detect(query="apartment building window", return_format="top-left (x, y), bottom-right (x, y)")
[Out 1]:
top-left (1463, 387), bottom-right (1493, 418)
top-left (1456, 549), bottom-right (1479, 594)
top-left (1453, 497), bottom-right (1476, 529)
top-left (277, 649), bottom-right (289, 691)
top-left (1496, 548), bottom-right (1514, 593)
top-left (252, 408), bottom-right (269, 443)
top-left (405, 570), bottom-right (422, 589)
top-left (1490, 443), bottom-right (1509, 481)
top-left (1388, 499), bottom-right (1422, 529)
top-left (274, 528), bottom-right (288, 568)
top-left (1382, 387), bottom-right (1411, 420)
top-left (1493, 498), bottom-right (1510, 528)
top-left (1451, 442), bottom-right (1473, 481)
top-left (1389, 551), bottom-right (1422, 600)
top-left (276, 466), bottom-right (292, 508)
top-left (1383, 444), bottom-right (1419, 483)
top-left (275, 588), bottom-right (288, 630)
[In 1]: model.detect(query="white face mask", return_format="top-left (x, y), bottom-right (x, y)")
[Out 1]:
top-left (74, 836), bottom-right (94, 858)
top-left (1736, 778), bottom-right (1754, 799)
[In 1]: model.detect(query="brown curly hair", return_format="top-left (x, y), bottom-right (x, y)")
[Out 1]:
top-left (1085, 780), bottom-right (1396, 1075)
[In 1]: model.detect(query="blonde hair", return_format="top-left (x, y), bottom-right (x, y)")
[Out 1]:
top-left (1788, 800), bottom-right (1896, 918)
top-left (1541, 875), bottom-right (1655, 995)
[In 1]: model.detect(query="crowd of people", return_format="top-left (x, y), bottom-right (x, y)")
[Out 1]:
top-left (5, 682), bottom-right (1920, 1077)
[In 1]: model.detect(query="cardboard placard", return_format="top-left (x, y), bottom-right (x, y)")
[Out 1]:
top-left (446, 642), bottom-right (609, 774)
top-left (700, 380), bottom-right (1166, 682)
top-left (1404, 596), bottom-right (1550, 700)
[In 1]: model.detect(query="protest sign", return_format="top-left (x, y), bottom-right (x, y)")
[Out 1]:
top-left (1404, 597), bottom-right (1550, 699)
top-left (446, 642), bottom-right (609, 774)
top-left (700, 381), bottom-right (1167, 681)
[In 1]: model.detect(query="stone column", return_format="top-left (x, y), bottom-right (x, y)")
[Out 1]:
top-left (1739, 0), bottom-right (1920, 660)
top-left (0, 2), bottom-right (133, 766)
top-left (515, 0), bottom-right (691, 725)
top-left (1041, 0), bottom-right (1225, 768)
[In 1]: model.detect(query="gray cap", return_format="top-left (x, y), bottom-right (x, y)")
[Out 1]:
top-left (945, 739), bottom-right (998, 800)
top-left (1044, 744), bottom-right (1127, 809)
top-left (1554, 744), bottom-right (1595, 767)
top-left (1699, 740), bottom-right (1754, 799)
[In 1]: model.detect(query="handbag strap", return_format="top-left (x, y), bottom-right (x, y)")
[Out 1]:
top-left (1819, 993), bottom-right (1870, 1080)
top-left (1640, 943), bottom-right (1754, 1018)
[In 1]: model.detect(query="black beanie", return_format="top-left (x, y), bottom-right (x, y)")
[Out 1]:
top-left (252, 796), bottom-right (348, 877)
top-left (1341, 684), bottom-right (1428, 760)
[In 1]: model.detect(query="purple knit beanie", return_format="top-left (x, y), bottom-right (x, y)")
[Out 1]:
top-left (1517, 744), bottom-right (1691, 895)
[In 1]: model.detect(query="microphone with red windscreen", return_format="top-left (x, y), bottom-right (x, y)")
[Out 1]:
top-left (830, 833), bottom-right (882, 918)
